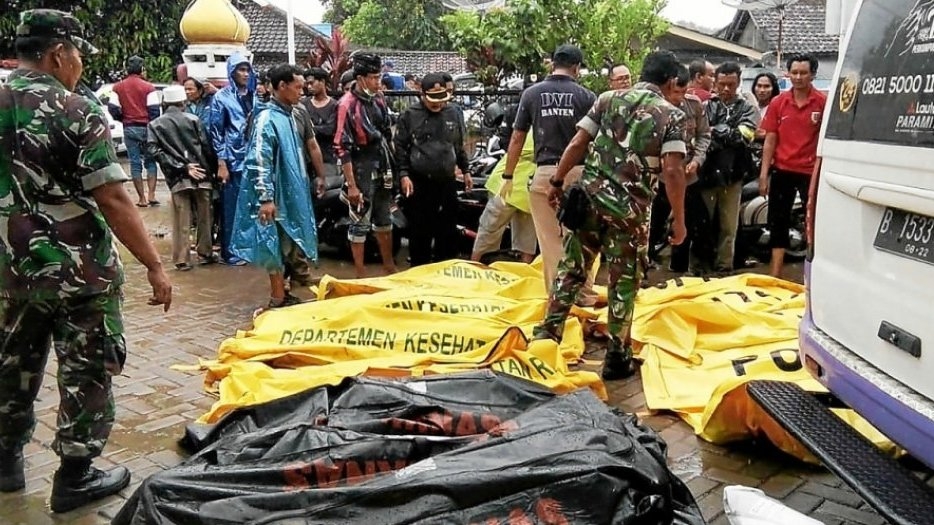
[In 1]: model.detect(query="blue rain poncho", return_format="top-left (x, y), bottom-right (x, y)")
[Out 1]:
top-left (209, 52), bottom-right (257, 174)
top-left (231, 99), bottom-right (318, 272)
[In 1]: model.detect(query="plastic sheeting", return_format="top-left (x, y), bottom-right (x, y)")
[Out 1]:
top-left (115, 372), bottom-right (705, 525)
top-left (183, 260), bottom-right (894, 463)
top-left (634, 274), bottom-right (897, 461)
top-left (194, 260), bottom-right (604, 424)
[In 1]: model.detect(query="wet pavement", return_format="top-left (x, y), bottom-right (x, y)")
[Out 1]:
top-left (0, 183), bottom-right (928, 525)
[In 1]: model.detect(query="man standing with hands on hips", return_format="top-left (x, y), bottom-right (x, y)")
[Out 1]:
top-left (501, 44), bottom-right (598, 303)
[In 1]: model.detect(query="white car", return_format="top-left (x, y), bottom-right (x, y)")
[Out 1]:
top-left (76, 83), bottom-right (125, 154)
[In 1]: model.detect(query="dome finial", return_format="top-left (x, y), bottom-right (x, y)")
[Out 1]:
top-left (180, 0), bottom-right (251, 45)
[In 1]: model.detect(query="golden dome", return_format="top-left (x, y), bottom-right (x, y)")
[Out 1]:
top-left (179, 0), bottom-right (251, 45)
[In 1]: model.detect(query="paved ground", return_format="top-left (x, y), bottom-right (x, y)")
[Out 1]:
top-left (0, 184), bottom-right (927, 524)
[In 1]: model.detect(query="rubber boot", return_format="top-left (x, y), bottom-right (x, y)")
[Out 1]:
top-left (50, 458), bottom-right (130, 513)
top-left (0, 447), bottom-right (25, 492)
top-left (601, 349), bottom-right (639, 381)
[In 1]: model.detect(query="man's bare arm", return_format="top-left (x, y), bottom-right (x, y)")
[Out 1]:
top-left (92, 182), bottom-right (162, 270)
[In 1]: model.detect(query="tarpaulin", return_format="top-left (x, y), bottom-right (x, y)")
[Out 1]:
top-left (633, 274), bottom-right (897, 461)
top-left (115, 372), bottom-right (704, 525)
top-left (187, 259), bottom-right (894, 463)
top-left (196, 260), bottom-right (604, 424)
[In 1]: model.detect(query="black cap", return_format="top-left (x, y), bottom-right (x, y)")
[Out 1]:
top-left (126, 55), bottom-right (144, 73)
top-left (340, 69), bottom-right (355, 87)
top-left (552, 44), bottom-right (583, 66)
top-left (352, 52), bottom-right (382, 77)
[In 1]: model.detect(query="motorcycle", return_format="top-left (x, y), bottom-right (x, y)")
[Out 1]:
top-left (650, 173), bottom-right (806, 270)
top-left (454, 133), bottom-right (508, 256)
top-left (313, 171), bottom-right (404, 262)
top-left (734, 176), bottom-right (807, 267)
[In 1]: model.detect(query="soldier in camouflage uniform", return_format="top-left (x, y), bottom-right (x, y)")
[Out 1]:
top-left (532, 51), bottom-right (689, 380)
top-left (0, 9), bottom-right (172, 513)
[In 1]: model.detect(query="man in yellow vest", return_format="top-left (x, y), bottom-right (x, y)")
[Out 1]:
top-left (471, 133), bottom-right (537, 263)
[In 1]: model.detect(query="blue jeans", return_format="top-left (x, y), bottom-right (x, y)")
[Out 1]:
top-left (220, 171), bottom-right (242, 261)
top-left (123, 126), bottom-right (157, 180)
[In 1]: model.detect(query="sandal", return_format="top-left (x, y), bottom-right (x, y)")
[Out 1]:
top-left (252, 294), bottom-right (303, 319)
top-left (148, 200), bottom-right (161, 206)
top-left (175, 262), bottom-right (193, 272)
top-left (136, 202), bottom-right (149, 208)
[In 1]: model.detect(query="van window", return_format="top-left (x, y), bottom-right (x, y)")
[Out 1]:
top-left (826, 0), bottom-right (934, 148)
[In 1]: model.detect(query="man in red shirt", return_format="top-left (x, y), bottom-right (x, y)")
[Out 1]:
top-left (113, 56), bottom-right (159, 207)
top-left (759, 53), bottom-right (827, 278)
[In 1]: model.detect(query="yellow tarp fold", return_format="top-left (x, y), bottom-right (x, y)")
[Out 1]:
top-left (192, 260), bottom-right (894, 463)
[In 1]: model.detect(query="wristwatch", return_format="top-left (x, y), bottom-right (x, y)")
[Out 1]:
top-left (549, 176), bottom-right (564, 188)
top-left (502, 173), bottom-right (514, 180)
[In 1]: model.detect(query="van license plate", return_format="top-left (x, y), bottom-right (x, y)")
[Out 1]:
top-left (873, 208), bottom-right (934, 265)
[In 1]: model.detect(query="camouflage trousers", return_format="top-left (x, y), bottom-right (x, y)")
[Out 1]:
top-left (533, 210), bottom-right (648, 359)
top-left (0, 290), bottom-right (125, 459)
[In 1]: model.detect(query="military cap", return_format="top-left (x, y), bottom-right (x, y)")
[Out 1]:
top-left (16, 9), bottom-right (99, 55)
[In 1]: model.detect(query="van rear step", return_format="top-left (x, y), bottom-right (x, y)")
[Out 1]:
top-left (746, 380), bottom-right (934, 525)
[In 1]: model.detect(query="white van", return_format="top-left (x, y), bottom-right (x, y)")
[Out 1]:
top-left (749, 0), bottom-right (934, 522)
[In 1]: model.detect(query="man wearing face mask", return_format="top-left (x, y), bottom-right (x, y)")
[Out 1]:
top-left (0, 9), bottom-right (172, 512)
top-left (393, 72), bottom-right (471, 266)
top-left (335, 52), bottom-right (398, 278)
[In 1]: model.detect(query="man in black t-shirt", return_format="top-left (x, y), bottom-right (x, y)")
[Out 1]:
top-left (499, 44), bottom-right (599, 303)
top-left (302, 67), bottom-right (339, 180)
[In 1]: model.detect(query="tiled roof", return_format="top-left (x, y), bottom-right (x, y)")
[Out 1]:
top-left (724, 0), bottom-right (839, 55)
top-left (234, 0), bottom-right (326, 56)
top-left (363, 48), bottom-right (470, 77)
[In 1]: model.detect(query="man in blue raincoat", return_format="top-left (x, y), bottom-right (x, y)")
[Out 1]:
top-left (232, 64), bottom-right (320, 310)
top-left (210, 52), bottom-right (256, 266)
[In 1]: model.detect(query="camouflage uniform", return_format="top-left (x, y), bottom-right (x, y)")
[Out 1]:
top-left (0, 11), bottom-right (128, 460)
top-left (533, 83), bottom-right (687, 361)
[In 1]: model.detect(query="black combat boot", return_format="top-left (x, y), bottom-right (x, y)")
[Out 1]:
top-left (601, 350), bottom-right (639, 380)
top-left (50, 458), bottom-right (130, 513)
top-left (0, 447), bottom-right (25, 492)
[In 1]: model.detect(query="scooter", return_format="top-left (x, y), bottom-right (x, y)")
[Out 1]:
top-left (650, 174), bottom-right (806, 269)
top-left (734, 176), bottom-right (807, 267)
top-left (313, 171), bottom-right (404, 262)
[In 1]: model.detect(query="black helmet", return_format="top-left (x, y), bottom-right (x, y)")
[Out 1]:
top-left (482, 101), bottom-right (505, 129)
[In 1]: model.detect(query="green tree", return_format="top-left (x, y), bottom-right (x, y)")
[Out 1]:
top-left (441, 0), bottom-right (668, 90)
top-left (0, 0), bottom-right (187, 83)
top-left (323, 0), bottom-right (453, 51)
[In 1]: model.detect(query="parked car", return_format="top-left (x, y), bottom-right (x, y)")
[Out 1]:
top-left (75, 82), bottom-right (126, 154)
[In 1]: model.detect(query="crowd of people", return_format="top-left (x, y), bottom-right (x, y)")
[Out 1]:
top-left (0, 7), bottom-right (826, 514)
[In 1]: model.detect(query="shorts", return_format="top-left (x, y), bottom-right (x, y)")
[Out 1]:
top-left (347, 164), bottom-right (393, 243)
top-left (473, 195), bottom-right (537, 255)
